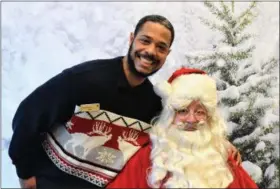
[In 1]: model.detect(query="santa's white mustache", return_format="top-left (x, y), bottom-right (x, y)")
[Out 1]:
top-left (175, 121), bottom-right (205, 131)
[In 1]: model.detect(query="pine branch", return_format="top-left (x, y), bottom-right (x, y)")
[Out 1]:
top-left (220, 1), bottom-right (230, 15)
top-left (220, 66), bottom-right (238, 85)
top-left (220, 1), bottom-right (236, 28)
top-left (240, 75), bottom-right (278, 97)
top-left (237, 71), bottom-right (257, 85)
top-left (200, 14), bottom-right (236, 46)
top-left (201, 61), bottom-right (219, 73)
top-left (237, 1), bottom-right (257, 22)
top-left (216, 79), bottom-right (229, 90)
top-left (191, 46), bottom-right (255, 64)
top-left (220, 98), bottom-right (240, 107)
top-left (233, 2), bottom-right (257, 35)
top-left (260, 58), bottom-right (279, 75)
top-left (199, 17), bottom-right (224, 32)
top-left (236, 33), bottom-right (253, 45)
top-left (197, 53), bottom-right (218, 62)
top-left (200, 11), bottom-right (237, 47)
top-left (201, 1), bottom-right (258, 47)
top-left (228, 45), bottom-right (255, 60)
top-left (235, 13), bottom-right (256, 35)
top-left (222, 27), bottom-right (235, 46)
top-left (219, 27), bottom-right (247, 46)
top-left (185, 54), bottom-right (208, 65)
top-left (204, 1), bottom-right (228, 22)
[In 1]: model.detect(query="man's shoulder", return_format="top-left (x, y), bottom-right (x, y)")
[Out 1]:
top-left (65, 56), bottom-right (123, 75)
top-left (145, 79), bottom-right (162, 106)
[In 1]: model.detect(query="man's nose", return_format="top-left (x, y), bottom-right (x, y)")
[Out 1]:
top-left (146, 44), bottom-right (157, 55)
top-left (184, 113), bottom-right (197, 123)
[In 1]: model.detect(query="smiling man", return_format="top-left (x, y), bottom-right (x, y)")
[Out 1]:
top-left (9, 15), bottom-right (174, 189)
top-left (123, 18), bottom-right (172, 86)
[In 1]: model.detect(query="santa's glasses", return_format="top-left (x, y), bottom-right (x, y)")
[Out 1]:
top-left (175, 108), bottom-right (208, 121)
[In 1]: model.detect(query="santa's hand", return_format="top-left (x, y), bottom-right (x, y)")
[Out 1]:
top-left (227, 143), bottom-right (242, 165)
top-left (232, 148), bottom-right (242, 165)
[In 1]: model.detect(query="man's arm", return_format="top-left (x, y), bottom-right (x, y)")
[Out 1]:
top-left (8, 69), bottom-right (76, 180)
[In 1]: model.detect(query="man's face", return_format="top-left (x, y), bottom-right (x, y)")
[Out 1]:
top-left (127, 21), bottom-right (172, 77)
top-left (172, 100), bottom-right (208, 131)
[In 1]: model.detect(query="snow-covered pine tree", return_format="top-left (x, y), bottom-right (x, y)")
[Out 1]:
top-left (186, 1), bottom-right (257, 90)
top-left (233, 56), bottom-right (279, 188)
top-left (185, 1), bottom-right (279, 188)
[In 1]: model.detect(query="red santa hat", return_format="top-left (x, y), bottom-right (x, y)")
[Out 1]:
top-left (154, 67), bottom-right (217, 114)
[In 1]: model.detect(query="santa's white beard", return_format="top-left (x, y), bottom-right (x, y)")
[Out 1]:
top-left (148, 122), bottom-right (234, 188)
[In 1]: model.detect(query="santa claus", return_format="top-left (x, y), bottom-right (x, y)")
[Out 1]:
top-left (107, 67), bottom-right (258, 188)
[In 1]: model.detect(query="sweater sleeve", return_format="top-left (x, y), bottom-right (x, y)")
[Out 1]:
top-left (107, 144), bottom-right (151, 188)
top-left (8, 69), bottom-right (76, 179)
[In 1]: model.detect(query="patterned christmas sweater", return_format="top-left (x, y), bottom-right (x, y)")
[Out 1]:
top-left (43, 106), bottom-right (153, 187)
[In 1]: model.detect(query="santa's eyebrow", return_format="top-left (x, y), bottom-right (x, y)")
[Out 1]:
top-left (195, 105), bottom-right (206, 109)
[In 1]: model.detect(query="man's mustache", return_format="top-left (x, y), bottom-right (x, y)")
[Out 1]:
top-left (136, 51), bottom-right (159, 64)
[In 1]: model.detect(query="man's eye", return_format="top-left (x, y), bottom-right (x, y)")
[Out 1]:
top-left (158, 46), bottom-right (167, 52)
top-left (140, 39), bottom-right (150, 44)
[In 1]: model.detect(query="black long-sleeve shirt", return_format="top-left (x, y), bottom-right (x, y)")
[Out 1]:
top-left (8, 56), bottom-right (162, 187)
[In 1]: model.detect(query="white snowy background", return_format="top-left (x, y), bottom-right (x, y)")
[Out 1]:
top-left (2, 2), bottom-right (279, 187)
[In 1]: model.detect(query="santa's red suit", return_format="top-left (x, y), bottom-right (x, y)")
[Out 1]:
top-left (107, 143), bottom-right (258, 188)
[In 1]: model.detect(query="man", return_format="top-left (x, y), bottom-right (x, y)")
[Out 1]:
top-left (9, 15), bottom-right (173, 188)
top-left (107, 67), bottom-right (258, 188)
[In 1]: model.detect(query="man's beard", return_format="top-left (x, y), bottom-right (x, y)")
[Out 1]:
top-left (127, 43), bottom-right (161, 78)
top-left (148, 121), bottom-right (233, 188)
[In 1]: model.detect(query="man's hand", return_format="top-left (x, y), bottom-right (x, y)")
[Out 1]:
top-left (19, 176), bottom-right (36, 189)
top-left (227, 142), bottom-right (242, 165)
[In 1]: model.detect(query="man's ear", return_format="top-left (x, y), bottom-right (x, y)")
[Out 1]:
top-left (129, 32), bottom-right (134, 46)
top-left (167, 48), bottom-right (172, 55)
